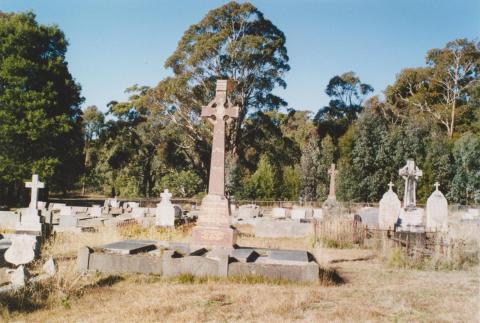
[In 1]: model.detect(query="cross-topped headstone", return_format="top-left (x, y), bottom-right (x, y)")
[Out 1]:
top-left (25, 174), bottom-right (45, 209)
top-left (434, 182), bottom-right (440, 191)
top-left (327, 164), bottom-right (338, 200)
top-left (388, 181), bottom-right (394, 191)
top-left (398, 159), bottom-right (422, 209)
top-left (201, 80), bottom-right (239, 196)
top-left (161, 189), bottom-right (172, 201)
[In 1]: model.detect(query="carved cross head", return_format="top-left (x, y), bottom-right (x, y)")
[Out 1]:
top-left (201, 80), bottom-right (239, 125)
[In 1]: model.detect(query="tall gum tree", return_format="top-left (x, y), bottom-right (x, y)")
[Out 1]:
top-left (150, 1), bottom-right (290, 180)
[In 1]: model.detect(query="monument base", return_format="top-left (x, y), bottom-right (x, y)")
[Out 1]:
top-left (191, 225), bottom-right (237, 249)
top-left (190, 194), bottom-right (237, 248)
top-left (396, 208), bottom-right (425, 233)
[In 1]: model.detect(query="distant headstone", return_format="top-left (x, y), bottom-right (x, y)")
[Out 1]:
top-left (156, 189), bottom-right (175, 227)
top-left (59, 206), bottom-right (78, 228)
top-left (463, 208), bottom-right (480, 220)
top-left (104, 198), bottom-right (120, 208)
top-left (291, 208), bottom-right (307, 220)
top-left (238, 204), bottom-right (260, 219)
top-left (272, 207), bottom-right (286, 219)
top-left (426, 182), bottom-right (448, 232)
top-left (42, 257), bottom-right (57, 277)
top-left (312, 208), bottom-right (323, 220)
top-left (9, 265), bottom-right (29, 287)
top-left (132, 207), bottom-right (146, 218)
top-left (379, 182), bottom-right (401, 230)
top-left (89, 205), bottom-right (103, 218)
top-left (4, 234), bottom-right (37, 266)
top-left (125, 202), bottom-right (140, 209)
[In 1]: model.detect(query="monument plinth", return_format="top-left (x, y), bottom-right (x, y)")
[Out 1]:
top-left (191, 80), bottom-right (239, 248)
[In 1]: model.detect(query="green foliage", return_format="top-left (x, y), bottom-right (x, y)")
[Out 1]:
top-left (448, 132), bottom-right (480, 204)
top-left (242, 155), bottom-right (276, 200)
top-left (0, 12), bottom-right (83, 204)
top-left (280, 165), bottom-right (300, 200)
top-left (155, 170), bottom-right (203, 198)
top-left (300, 135), bottom-right (321, 201)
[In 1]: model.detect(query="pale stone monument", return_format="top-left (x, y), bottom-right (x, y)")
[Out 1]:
top-left (89, 205), bottom-right (103, 217)
top-left (291, 208), bottom-right (307, 220)
top-left (16, 174), bottom-right (45, 233)
top-left (272, 207), bottom-right (287, 219)
top-left (156, 189), bottom-right (175, 227)
top-left (59, 206), bottom-right (78, 228)
top-left (313, 208), bottom-right (323, 220)
top-left (4, 234), bottom-right (37, 266)
top-left (238, 204), bottom-right (260, 219)
top-left (378, 182), bottom-right (401, 230)
top-left (191, 80), bottom-right (239, 248)
top-left (426, 182), bottom-right (448, 232)
top-left (323, 164), bottom-right (339, 208)
top-left (397, 159), bottom-right (424, 232)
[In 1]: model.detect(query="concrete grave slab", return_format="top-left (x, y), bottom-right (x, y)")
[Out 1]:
top-left (101, 240), bottom-right (157, 255)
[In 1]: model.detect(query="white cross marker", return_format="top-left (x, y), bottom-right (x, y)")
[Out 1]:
top-left (388, 182), bottom-right (394, 191)
top-left (434, 182), bottom-right (440, 191)
top-left (25, 174), bottom-right (45, 209)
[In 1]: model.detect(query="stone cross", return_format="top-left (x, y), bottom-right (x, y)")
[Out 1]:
top-left (388, 182), bottom-right (394, 191)
top-left (25, 174), bottom-right (44, 209)
top-left (327, 164), bottom-right (338, 199)
top-left (434, 182), bottom-right (440, 191)
top-left (201, 80), bottom-right (239, 196)
top-left (398, 159), bottom-right (422, 209)
top-left (160, 189), bottom-right (172, 201)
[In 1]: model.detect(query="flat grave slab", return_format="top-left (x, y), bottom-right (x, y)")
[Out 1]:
top-left (101, 240), bottom-right (157, 255)
top-left (230, 248), bottom-right (259, 262)
top-left (255, 249), bottom-right (310, 266)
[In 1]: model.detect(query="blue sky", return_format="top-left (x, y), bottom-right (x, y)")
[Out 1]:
top-left (1, 0), bottom-right (479, 113)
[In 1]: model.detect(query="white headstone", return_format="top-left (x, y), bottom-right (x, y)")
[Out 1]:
top-left (9, 265), bottom-right (28, 287)
top-left (125, 202), bottom-right (140, 209)
top-left (155, 189), bottom-right (175, 227)
top-left (272, 207), bottom-right (286, 219)
top-left (291, 208), bottom-right (307, 220)
top-left (379, 182), bottom-right (401, 230)
top-left (312, 208), bottom-right (323, 220)
top-left (132, 207), bottom-right (146, 218)
top-left (4, 234), bottom-right (37, 266)
top-left (426, 182), bottom-right (448, 232)
top-left (238, 204), bottom-right (260, 218)
top-left (59, 206), bottom-right (78, 227)
top-left (89, 205), bottom-right (103, 217)
top-left (25, 174), bottom-right (45, 209)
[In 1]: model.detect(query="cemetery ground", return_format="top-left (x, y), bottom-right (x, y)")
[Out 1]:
top-left (1, 223), bottom-right (478, 322)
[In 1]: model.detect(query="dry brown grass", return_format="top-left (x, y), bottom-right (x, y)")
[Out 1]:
top-left (1, 223), bottom-right (479, 322)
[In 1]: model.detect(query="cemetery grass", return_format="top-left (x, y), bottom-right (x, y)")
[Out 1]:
top-left (1, 225), bottom-right (479, 322)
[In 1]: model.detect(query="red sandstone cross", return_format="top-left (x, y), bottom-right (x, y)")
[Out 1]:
top-left (201, 80), bottom-right (239, 196)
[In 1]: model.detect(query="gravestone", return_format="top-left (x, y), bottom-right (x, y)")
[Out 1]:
top-left (313, 208), bottom-right (323, 220)
top-left (291, 208), bottom-right (307, 220)
top-left (132, 207), bottom-right (146, 218)
top-left (379, 182), bottom-right (401, 230)
top-left (59, 206), bottom-right (78, 228)
top-left (16, 174), bottom-right (46, 234)
top-left (191, 80), bottom-right (239, 248)
top-left (238, 204), bottom-right (260, 219)
top-left (272, 207), bottom-right (287, 219)
top-left (89, 205), bottom-right (103, 218)
top-left (155, 189), bottom-right (175, 227)
top-left (4, 234), bottom-right (37, 266)
top-left (102, 240), bottom-right (157, 255)
top-left (323, 164), bottom-right (339, 208)
top-left (397, 160), bottom-right (425, 232)
top-left (426, 182), bottom-right (448, 232)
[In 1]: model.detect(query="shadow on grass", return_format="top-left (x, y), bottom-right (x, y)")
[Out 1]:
top-left (0, 282), bottom-right (51, 315)
top-left (93, 275), bottom-right (125, 287)
top-left (319, 267), bottom-right (345, 286)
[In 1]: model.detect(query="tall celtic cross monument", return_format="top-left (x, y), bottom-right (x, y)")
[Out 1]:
top-left (191, 80), bottom-right (239, 248)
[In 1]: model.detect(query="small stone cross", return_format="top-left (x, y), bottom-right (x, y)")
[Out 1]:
top-left (328, 164), bottom-right (338, 199)
top-left (201, 80), bottom-right (239, 196)
top-left (25, 174), bottom-right (44, 209)
top-left (434, 182), bottom-right (440, 191)
top-left (388, 182), bottom-right (394, 191)
top-left (161, 189), bottom-right (172, 201)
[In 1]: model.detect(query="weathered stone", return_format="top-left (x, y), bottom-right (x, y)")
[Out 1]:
top-left (0, 211), bottom-right (18, 230)
top-left (162, 250), bottom-right (226, 278)
top-left (102, 240), bottom-right (157, 255)
top-left (399, 159), bottom-right (422, 209)
top-left (291, 208), bottom-right (306, 220)
top-left (76, 247), bottom-right (92, 272)
top-left (379, 182), bottom-right (401, 230)
top-left (59, 206), bottom-right (78, 228)
top-left (89, 205), bottom-right (103, 217)
top-left (25, 174), bottom-right (45, 209)
top-left (4, 234), bottom-right (37, 266)
top-left (228, 261), bottom-right (319, 282)
top-left (42, 257), bottom-right (57, 277)
top-left (156, 189), bottom-right (175, 227)
top-left (312, 208), bottom-right (323, 220)
top-left (238, 204), bottom-right (260, 219)
top-left (326, 163), bottom-right (338, 203)
top-left (397, 208), bottom-right (425, 232)
top-left (426, 183), bottom-right (448, 232)
top-left (255, 219), bottom-right (314, 238)
top-left (272, 207), bottom-right (286, 219)
top-left (258, 249), bottom-right (310, 265)
top-left (88, 252), bottom-right (163, 274)
top-left (9, 265), bottom-right (29, 287)
top-left (132, 207), bottom-right (146, 218)
top-left (358, 207), bottom-right (380, 227)
top-left (191, 80), bottom-right (239, 249)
